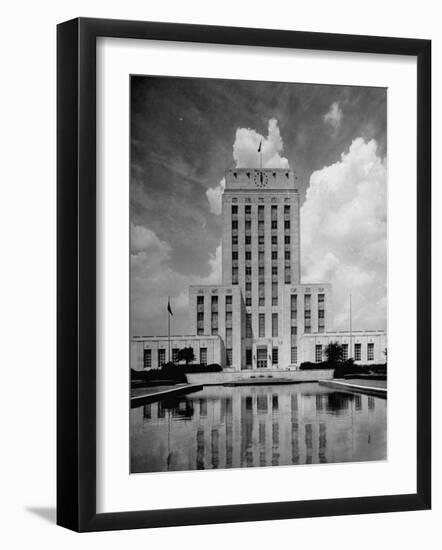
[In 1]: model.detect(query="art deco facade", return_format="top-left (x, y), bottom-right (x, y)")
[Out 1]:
top-left (131, 167), bottom-right (386, 371)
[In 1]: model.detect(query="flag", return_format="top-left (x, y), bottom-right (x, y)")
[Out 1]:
top-left (167, 297), bottom-right (173, 316)
top-left (257, 140), bottom-right (262, 153)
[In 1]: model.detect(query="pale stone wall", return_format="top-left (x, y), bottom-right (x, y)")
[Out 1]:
top-left (188, 285), bottom-right (243, 370)
top-left (130, 335), bottom-right (222, 371)
top-left (300, 331), bottom-right (387, 365)
top-left (186, 368), bottom-right (334, 385)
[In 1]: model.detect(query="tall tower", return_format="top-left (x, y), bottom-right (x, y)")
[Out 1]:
top-left (221, 168), bottom-right (301, 368)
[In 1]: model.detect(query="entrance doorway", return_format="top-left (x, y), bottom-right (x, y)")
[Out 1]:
top-left (257, 346), bottom-right (268, 369)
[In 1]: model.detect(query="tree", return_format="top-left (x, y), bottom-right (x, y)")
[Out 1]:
top-left (324, 341), bottom-right (344, 365)
top-left (177, 347), bottom-right (195, 365)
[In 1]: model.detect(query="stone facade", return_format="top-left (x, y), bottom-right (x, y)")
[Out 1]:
top-left (132, 167), bottom-right (387, 371)
top-left (131, 335), bottom-right (221, 371)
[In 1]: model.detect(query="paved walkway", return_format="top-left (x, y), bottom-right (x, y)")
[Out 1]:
top-left (131, 384), bottom-right (185, 398)
top-left (319, 379), bottom-right (387, 398)
top-left (130, 383), bottom-right (203, 408)
top-left (343, 378), bottom-right (387, 389)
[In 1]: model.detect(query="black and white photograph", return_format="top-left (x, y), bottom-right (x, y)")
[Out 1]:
top-left (129, 76), bottom-right (388, 474)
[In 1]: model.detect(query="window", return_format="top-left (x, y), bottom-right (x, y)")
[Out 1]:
top-left (200, 347), bottom-right (207, 366)
top-left (246, 296), bottom-right (252, 306)
top-left (245, 265), bottom-right (252, 276)
top-left (211, 313), bottom-right (218, 336)
top-left (318, 309), bottom-right (325, 319)
top-left (271, 205), bottom-right (278, 218)
top-left (272, 250), bottom-right (278, 260)
top-left (246, 348), bottom-right (252, 367)
top-left (258, 205), bottom-right (265, 219)
top-left (272, 283), bottom-right (278, 306)
top-left (245, 205), bottom-right (251, 215)
top-left (291, 326), bottom-right (297, 335)
top-left (318, 293), bottom-right (325, 306)
top-left (304, 294), bottom-right (311, 309)
top-left (231, 205), bottom-right (238, 215)
top-left (225, 311), bottom-right (232, 328)
top-left (211, 295), bottom-right (218, 310)
top-left (284, 235), bottom-right (290, 244)
top-left (315, 345), bottom-right (322, 363)
top-left (225, 328), bottom-right (232, 346)
top-left (245, 282), bottom-right (251, 291)
top-left (258, 283), bottom-right (265, 306)
top-left (225, 295), bottom-right (232, 310)
top-left (272, 265), bottom-right (278, 275)
top-left (197, 295), bottom-right (204, 305)
top-left (285, 269), bottom-right (291, 284)
top-left (291, 295), bottom-right (297, 317)
top-left (172, 348), bottom-right (179, 363)
top-left (143, 349), bottom-right (152, 369)
top-left (271, 220), bottom-right (277, 229)
top-left (245, 220), bottom-right (251, 232)
top-left (259, 313), bottom-right (265, 337)
top-left (231, 220), bottom-right (238, 230)
top-left (226, 349), bottom-right (232, 366)
top-left (285, 250), bottom-right (291, 260)
top-left (291, 346), bottom-right (297, 364)
top-left (367, 342), bottom-right (374, 361)
top-left (342, 344), bottom-right (348, 360)
top-left (284, 205), bottom-right (290, 215)
top-left (258, 266), bottom-right (265, 281)
top-left (232, 267), bottom-right (238, 284)
top-left (272, 313), bottom-right (278, 337)
top-left (245, 235), bottom-right (251, 245)
top-left (258, 235), bottom-right (265, 245)
top-left (158, 349), bottom-right (166, 367)
top-left (197, 312), bottom-right (204, 322)
top-left (284, 220), bottom-right (290, 229)
top-left (232, 251), bottom-right (238, 260)
top-left (246, 314), bottom-right (253, 338)
top-left (245, 250), bottom-right (252, 260)
top-left (258, 220), bottom-right (265, 232)
top-left (354, 343), bottom-right (361, 361)
top-left (272, 235), bottom-right (277, 244)
top-left (304, 324), bottom-right (311, 334)
top-left (232, 235), bottom-right (238, 245)
top-left (272, 347), bottom-right (278, 365)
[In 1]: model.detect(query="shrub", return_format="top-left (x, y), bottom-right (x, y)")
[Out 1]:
top-left (333, 361), bottom-right (368, 378)
top-left (299, 361), bottom-right (334, 370)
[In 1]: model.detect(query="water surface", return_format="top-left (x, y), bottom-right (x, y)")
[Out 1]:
top-left (130, 383), bottom-right (386, 473)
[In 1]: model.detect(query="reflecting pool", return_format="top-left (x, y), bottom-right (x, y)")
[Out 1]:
top-left (130, 383), bottom-right (386, 473)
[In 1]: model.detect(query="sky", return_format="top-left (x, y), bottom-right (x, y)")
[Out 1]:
top-left (130, 76), bottom-right (387, 336)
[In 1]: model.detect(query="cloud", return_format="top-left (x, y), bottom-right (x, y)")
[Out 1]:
top-left (324, 101), bottom-right (343, 130)
top-left (131, 223), bottom-right (221, 335)
top-left (206, 177), bottom-right (225, 215)
top-left (301, 138), bottom-right (387, 330)
top-left (206, 118), bottom-right (289, 214)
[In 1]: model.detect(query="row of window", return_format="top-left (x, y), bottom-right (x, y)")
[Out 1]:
top-left (232, 235), bottom-right (292, 245)
top-left (232, 204), bottom-right (291, 216)
top-left (245, 313), bottom-right (279, 338)
top-left (232, 220), bottom-right (291, 230)
top-left (233, 250), bottom-right (293, 261)
top-left (143, 347), bottom-right (208, 369)
top-left (314, 342), bottom-right (375, 362)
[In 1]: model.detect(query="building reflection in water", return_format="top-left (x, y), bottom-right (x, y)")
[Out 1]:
top-left (130, 383), bottom-right (387, 473)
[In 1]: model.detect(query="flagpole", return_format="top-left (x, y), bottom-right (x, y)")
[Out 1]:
top-left (349, 293), bottom-right (353, 359)
top-left (168, 296), bottom-right (171, 363)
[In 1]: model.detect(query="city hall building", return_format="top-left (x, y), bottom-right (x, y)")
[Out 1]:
top-left (131, 168), bottom-right (386, 371)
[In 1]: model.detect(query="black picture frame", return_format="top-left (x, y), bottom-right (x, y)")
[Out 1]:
top-left (57, 17), bottom-right (431, 532)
